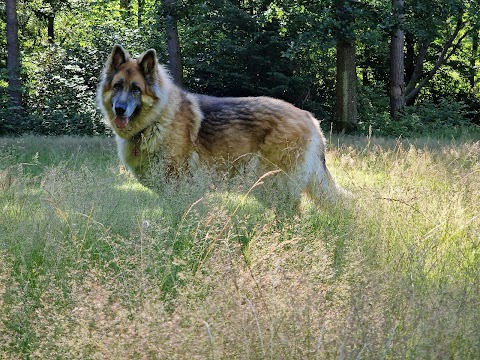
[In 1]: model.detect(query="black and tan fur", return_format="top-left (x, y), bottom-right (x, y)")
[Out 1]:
top-left (97, 45), bottom-right (348, 202)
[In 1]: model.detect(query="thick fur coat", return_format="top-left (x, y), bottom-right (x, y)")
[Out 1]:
top-left (97, 45), bottom-right (347, 202)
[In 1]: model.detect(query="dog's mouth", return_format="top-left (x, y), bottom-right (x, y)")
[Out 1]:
top-left (114, 107), bottom-right (139, 130)
top-left (115, 115), bottom-right (130, 129)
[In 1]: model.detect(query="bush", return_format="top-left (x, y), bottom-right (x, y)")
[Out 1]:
top-left (357, 83), bottom-right (390, 134)
top-left (396, 98), bottom-right (472, 137)
top-left (357, 87), bottom-right (475, 137)
top-left (23, 44), bottom-right (106, 136)
top-left (0, 69), bottom-right (27, 135)
top-left (0, 70), bottom-right (12, 135)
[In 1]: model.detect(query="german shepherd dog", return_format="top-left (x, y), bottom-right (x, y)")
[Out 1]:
top-left (97, 45), bottom-right (348, 204)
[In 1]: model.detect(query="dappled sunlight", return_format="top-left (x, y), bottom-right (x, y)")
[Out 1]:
top-left (115, 181), bottom-right (154, 194)
top-left (0, 136), bottom-right (479, 358)
top-left (207, 190), bottom-right (264, 212)
top-left (2, 0), bottom-right (479, 355)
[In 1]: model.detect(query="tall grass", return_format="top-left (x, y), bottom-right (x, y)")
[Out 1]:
top-left (0, 134), bottom-right (479, 359)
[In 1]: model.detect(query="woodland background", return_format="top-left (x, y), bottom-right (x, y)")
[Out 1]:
top-left (1, 0), bottom-right (480, 137)
top-left (1, 2), bottom-right (480, 358)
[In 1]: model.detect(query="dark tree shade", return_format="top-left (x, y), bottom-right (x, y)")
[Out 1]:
top-left (162, 0), bottom-right (183, 86)
top-left (335, 38), bottom-right (357, 132)
top-left (334, 0), bottom-right (358, 132)
top-left (390, 0), bottom-right (405, 118)
top-left (6, 0), bottom-right (22, 108)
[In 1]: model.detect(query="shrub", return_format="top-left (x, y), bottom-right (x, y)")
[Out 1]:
top-left (23, 44), bottom-right (106, 136)
top-left (357, 83), bottom-right (391, 135)
top-left (357, 88), bottom-right (475, 137)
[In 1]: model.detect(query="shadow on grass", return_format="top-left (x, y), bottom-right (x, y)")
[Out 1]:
top-left (1, 135), bottom-right (358, 339)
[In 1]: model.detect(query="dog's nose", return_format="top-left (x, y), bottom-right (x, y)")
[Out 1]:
top-left (115, 102), bottom-right (127, 115)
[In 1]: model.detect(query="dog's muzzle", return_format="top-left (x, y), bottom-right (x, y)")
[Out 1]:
top-left (113, 101), bottom-right (139, 129)
top-left (114, 102), bottom-right (128, 129)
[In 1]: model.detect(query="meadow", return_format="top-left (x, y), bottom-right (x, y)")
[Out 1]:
top-left (0, 133), bottom-right (479, 359)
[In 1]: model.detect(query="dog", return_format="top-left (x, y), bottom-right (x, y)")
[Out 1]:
top-left (97, 44), bottom-right (348, 204)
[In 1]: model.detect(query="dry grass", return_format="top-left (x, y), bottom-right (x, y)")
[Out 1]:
top-left (0, 134), bottom-right (479, 359)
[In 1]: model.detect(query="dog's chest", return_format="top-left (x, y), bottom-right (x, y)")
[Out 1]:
top-left (115, 125), bottom-right (176, 175)
top-left (116, 136), bottom-right (143, 172)
top-left (116, 135), bottom-right (162, 174)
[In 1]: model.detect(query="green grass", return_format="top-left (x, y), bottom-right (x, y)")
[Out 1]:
top-left (0, 134), bottom-right (479, 359)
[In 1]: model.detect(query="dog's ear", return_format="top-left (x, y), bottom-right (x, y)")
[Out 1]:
top-left (137, 49), bottom-right (158, 82)
top-left (109, 44), bottom-right (129, 71)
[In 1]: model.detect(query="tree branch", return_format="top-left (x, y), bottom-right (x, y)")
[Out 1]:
top-left (405, 39), bottom-right (431, 95)
top-left (405, 15), bottom-right (465, 104)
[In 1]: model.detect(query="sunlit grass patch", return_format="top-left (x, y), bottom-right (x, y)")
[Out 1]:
top-left (115, 181), bottom-right (154, 194)
top-left (0, 134), bottom-right (479, 358)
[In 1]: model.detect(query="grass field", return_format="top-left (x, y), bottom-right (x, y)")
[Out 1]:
top-left (0, 134), bottom-right (479, 359)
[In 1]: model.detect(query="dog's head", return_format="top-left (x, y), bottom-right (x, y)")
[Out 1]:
top-left (98, 45), bottom-right (168, 138)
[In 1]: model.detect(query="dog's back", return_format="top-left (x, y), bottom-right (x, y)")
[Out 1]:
top-left (192, 94), bottom-right (347, 202)
top-left (195, 95), bottom-right (321, 168)
top-left (97, 45), bottom-right (349, 204)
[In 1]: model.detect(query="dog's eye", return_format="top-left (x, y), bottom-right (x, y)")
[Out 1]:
top-left (113, 82), bottom-right (123, 90)
top-left (131, 85), bottom-right (141, 94)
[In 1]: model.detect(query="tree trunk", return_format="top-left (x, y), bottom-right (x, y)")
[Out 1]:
top-left (138, 0), bottom-right (144, 27)
top-left (120, 0), bottom-right (132, 19)
top-left (405, 31), bottom-right (415, 86)
top-left (48, 15), bottom-right (55, 43)
top-left (471, 25), bottom-right (479, 89)
top-left (6, 0), bottom-right (22, 108)
top-left (389, 0), bottom-right (405, 118)
top-left (335, 38), bottom-right (357, 132)
top-left (162, 0), bottom-right (183, 85)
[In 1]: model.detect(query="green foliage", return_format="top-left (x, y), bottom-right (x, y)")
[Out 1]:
top-left (23, 44), bottom-right (105, 135)
top-left (0, 0), bottom-right (479, 136)
top-left (0, 69), bottom-right (24, 135)
top-left (357, 82), bottom-right (390, 132)
top-left (359, 94), bottom-right (477, 138)
top-left (182, 1), bottom-right (325, 113)
top-left (397, 99), bottom-right (474, 135)
top-left (405, 0), bottom-right (466, 40)
top-left (0, 69), bottom-right (12, 134)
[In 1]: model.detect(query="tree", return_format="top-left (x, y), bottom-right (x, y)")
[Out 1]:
top-left (181, 0), bottom-right (321, 109)
top-left (335, 39), bottom-right (357, 131)
top-left (390, 0), bottom-right (405, 118)
top-left (470, 21), bottom-right (479, 89)
top-left (334, 0), bottom-right (358, 132)
top-left (6, 0), bottom-right (22, 109)
top-left (138, 0), bottom-right (145, 27)
top-left (1, 0), bottom-right (478, 136)
top-left (31, 0), bottom-right (71, 44)
top-left (404, 0), bottom-right (468, 105)
top-left (120, 0), bottom-right (132, 20)
top-left (162, 0), bottom-right (183, 85)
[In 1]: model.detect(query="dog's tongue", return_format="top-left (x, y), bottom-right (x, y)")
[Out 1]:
top-left (115, 116), bottom-right (129, 129)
